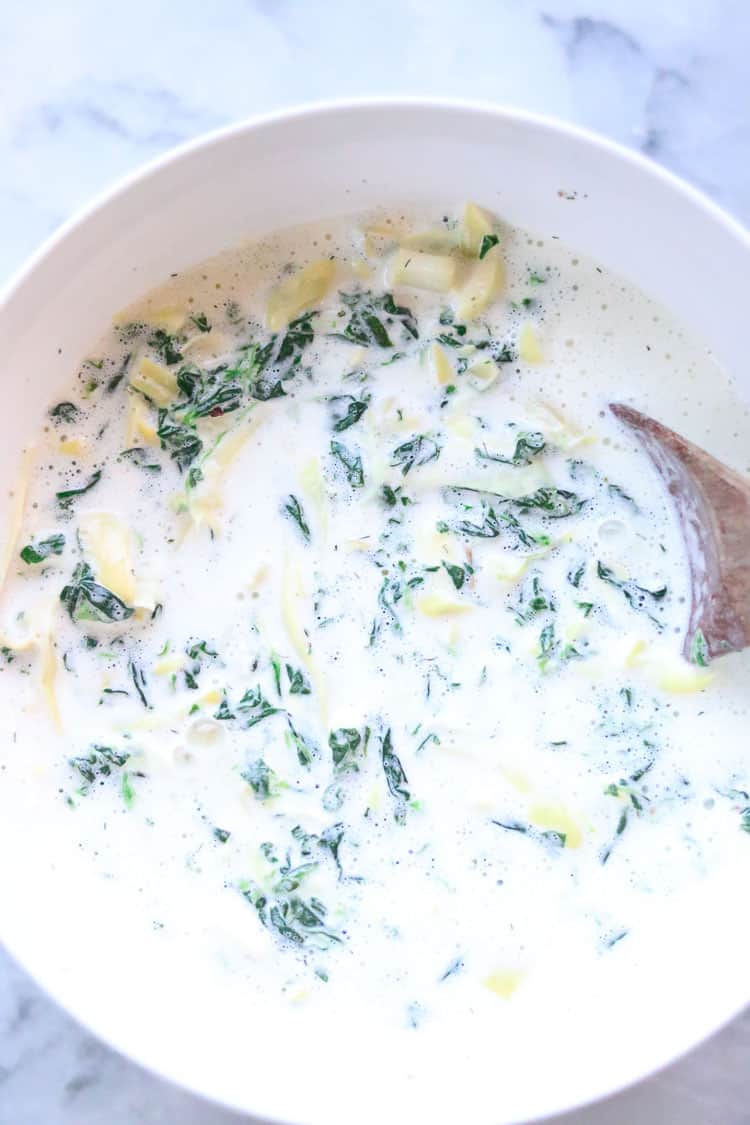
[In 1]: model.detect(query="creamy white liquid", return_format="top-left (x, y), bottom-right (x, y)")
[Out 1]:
top-left (2, 205), bottom-right (750, 1044)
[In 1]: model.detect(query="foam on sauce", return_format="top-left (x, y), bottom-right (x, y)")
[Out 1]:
top-left (2, 204), bottom-right (750, 1038)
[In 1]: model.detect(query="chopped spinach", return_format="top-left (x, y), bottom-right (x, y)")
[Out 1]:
top-left (689, 628), bottom-right (710, 667)
top-left (241, 758), bottom-right (283, 801)
top-left (241, 881), bottom-right (341, 949)
top-left (334, 290), bottom-right (418, 348)
top-left (330, 440), bottom-right (364, 487)
top-left (329, 726), bottom-right (370, 774)
top-left (148, 328), bottom-right (183, 365)
top-left (129, 659), bottom-right (150, 708)
top-left (381, 728), bottom-right (410, 817)
top-left (156, 410), bottom-right (203, 471)
top-left (60, 562), bottom-right (135, 625)
top-left (442, 561), bottom-right (471, 590)
top-left (286, 664), bottom-right (311, 695)
top-left (476, 431), bottom-right (546, 466)
top-left (20, 534), bottom-right (65, 565)
top-left (330, 395), bottom-right (370, 432)
top-left (286, 717), bottom-right (317, 767)
top-left (283, 494), bottom-right (311, 541)
top-left (478, 233), bottom-right (499, 259)
top-left (596, 561), bottom-right (667, 624)
top-left (391, 434), bottom-right (441, 476)
top-left (105, 352), bottom-right (132, 394)
top-left (607, 482), bottom-right (639, 511)
top-left (70, 744), bottom-right (130, 790)
top-left (56, 470), bottom-right (102, 510)
top-left (49, 401), bottom-right (80, 424)
top-left (119, 447), bottom-right (162, 472)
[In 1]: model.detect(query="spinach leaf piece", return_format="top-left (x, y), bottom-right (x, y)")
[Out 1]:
top-left (334, 291), bottom-right (418, 347)
top-left (330, 440), bottom-right (364, 487)
top-left (391, 434), bottom-right (441, 476)
top-left (596, 561), bottom-right (667, 623)
top-left (476, 431), bottom-right (546, 466)
top-left (330, 395), bottom-right (370, 432)
top-left (20, 534), bottom-right (65, 565)
top-left (283, 494), bottom-right (311, 541)
top-left (60, 562), bottom-right (135, 624)
top-left (156, 410), bottom-right (203, 471)
top-left (148, 329), bottom-right (183, 365)
top-left (381, 728), bottom-right (410, 816)
top-left (56, 470), bottom-right (102, 510)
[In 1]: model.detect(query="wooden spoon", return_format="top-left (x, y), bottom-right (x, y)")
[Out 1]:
top-left (609, 403), bottom-right (750, 663)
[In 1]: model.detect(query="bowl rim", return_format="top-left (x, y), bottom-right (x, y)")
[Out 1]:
top-left (2, 95), bottom-right (750, 1125)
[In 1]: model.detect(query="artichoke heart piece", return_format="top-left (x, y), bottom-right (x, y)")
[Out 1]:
top-left (454, 247), bottom-right (505, 321)
top-left (266, 259), bottom-right (335, 332)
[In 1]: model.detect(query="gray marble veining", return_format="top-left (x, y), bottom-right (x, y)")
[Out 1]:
top-left (1, 1), bottom-right (749, 1122)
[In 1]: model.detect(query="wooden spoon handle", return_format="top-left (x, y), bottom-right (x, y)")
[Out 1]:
top-left (610, 403), bottom-right (750, 661)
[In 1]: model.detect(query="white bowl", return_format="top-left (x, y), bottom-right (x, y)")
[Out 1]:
top-left (1, 99), bottom-right (749, 1125)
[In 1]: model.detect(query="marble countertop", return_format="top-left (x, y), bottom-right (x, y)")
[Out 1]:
top-left (1, 0), bottom-right (749, 1122)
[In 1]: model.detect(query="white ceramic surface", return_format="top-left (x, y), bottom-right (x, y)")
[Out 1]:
top-left (1, 99), bottom-right (749, 1125)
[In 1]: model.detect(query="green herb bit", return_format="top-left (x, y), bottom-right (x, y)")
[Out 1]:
top-left (20, 534), bottom-right (65, 565)
top-left (56, 469), bottom-right (102, 510)
top-left (174, 367), bottom-right (245, 424)
top-left (689, 628), bottom-right (710, 667)
top-left (416, 731), bottom-right (441, 753)
top-left (49, 401), bottom-right (80, 424)
top-left (119, 447), bottom-right (162, 472)
top-left (241, 881), bottom-right (341, 949)
top-left (740, 809), bottom-right (750, 834)
top-left (156, 411), bottom-right (203, 472)
top-left (318, 823), bottom-right (345, 878)
top-left (391, 434), bottom-right (441, 476)
top-left (512, 574), bottom-right (555, 624)
top-left (213, 826), bottom-right (231, 843)
top-left (450, 504), bottom-right (544, 548)
top-left (330, 440), bottom-right (364, 487)
top-left (576, 601), bottom-right (594, 617)
top-left (568, 561), bottom-right (586, 588)
top-left (70, 744), bottom-right (130, 790)
top-left (106, 352), bottom-right (132, 393)
top-left (121, 770), bottom-right (136, 809)
top-left (286, 664), bottom-right (311, 695)
top-left (381, 483), bottom-right (412, 508)
top-left (217, 685), bottom-right (280, 729)
top-left (607, 482), bottom-right (639, 511)
top-left (381, 728), bottom-right (410, 819)
top-left (529, 272), bottom-right (546, 285)
top-left (60, 562), bottom-right (135, 625)
top-left (256, 311), bottom-right (317, 386)
top-left (596, 561), bottom-right (667, 625)
top-left (286, 717), bottom-right (317, 767)
top-left (478, 233), bottom-right (499, 259)
top-left (476, 431), bottom-right (546, 466)
top-left (511, 487), bottom-right (584, 518)
top-left (334, 290), bottom-right (418, 348)
top-left (439, 957), bottom-right (464, 981)
top-left (283, 495), bottom-right (311, 541)
top-left (183, 640), bottom-right (217, 690)
top-left (129, 659), bottom-right (150, 708)
top-left (241, 758), bottom-right (284, 801)
top-left (329, 726), bottom-right (369, 774)
top-left (537, 623), bottom-right (558, 671)
top-left (190, 313), bottom-right (211, 333)
top-left (330, 394), bottom-right (370, 432)
top-left (442, 561), bottom-right (471, 590)
top-left (148, 328), bottom-right (183, 366)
